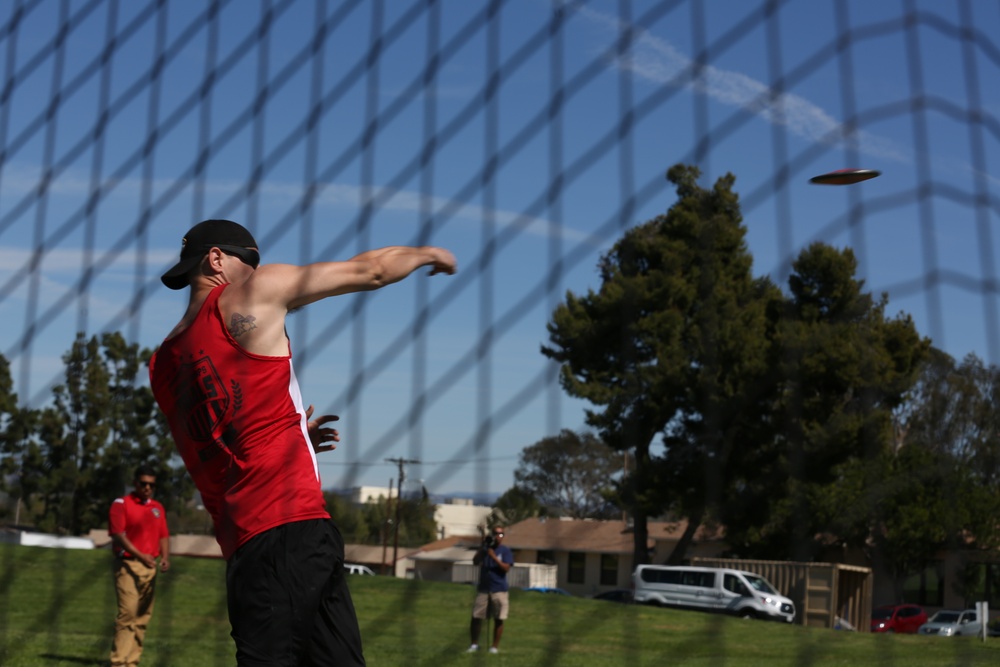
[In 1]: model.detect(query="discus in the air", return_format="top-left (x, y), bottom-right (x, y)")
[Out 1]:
top-left (809, 168), bottom-right (881, 185)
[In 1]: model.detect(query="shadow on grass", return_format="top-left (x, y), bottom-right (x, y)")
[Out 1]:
top-left (37, 655), bottom-right (105, 665)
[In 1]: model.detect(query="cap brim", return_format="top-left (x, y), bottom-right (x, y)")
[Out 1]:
top-left (161, 256), bottom-right (202, 290)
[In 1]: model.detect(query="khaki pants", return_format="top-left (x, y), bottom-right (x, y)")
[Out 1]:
top-left (110, 557), bottom-right (158, 667)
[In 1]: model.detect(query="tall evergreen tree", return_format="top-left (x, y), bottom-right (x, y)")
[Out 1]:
top-left (543, 165), bottom-right (775, 565)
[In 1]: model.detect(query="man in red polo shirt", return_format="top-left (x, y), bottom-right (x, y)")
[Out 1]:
top-left (108, 464), bottom-right (171, 667)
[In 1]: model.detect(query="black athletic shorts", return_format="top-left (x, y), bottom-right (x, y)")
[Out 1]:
top-left (226, 519), bottom-right (366, 667)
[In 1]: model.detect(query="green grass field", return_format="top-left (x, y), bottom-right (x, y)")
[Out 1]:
top-left (1, 543), bottom-right (997, 666)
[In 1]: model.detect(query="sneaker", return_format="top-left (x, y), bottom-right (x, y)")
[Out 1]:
top-left (489, 647), bottom-right (499, 654)
top-left (466, 644), bottom-right (479, 653)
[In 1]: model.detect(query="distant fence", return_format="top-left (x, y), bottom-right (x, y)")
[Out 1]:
top-left (693, 557), bottom-right (873, 631)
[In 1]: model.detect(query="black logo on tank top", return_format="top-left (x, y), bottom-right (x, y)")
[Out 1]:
top-left (175, 356), bottom-right (229, 443)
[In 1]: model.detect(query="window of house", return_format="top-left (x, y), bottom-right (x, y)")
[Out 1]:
top-left (536, 550), bottom-right (555, 565)
top-left (567, 552), bottom-right (585, 584)
top-left (600, 554), bottom-right (618, 586)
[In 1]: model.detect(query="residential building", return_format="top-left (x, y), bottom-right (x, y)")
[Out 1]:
top-left (506, 517), bottom-right (727, 596)
top-left (402, 533), bottom-right (558, 587)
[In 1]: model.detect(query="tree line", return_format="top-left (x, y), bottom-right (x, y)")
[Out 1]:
top-left (509, 164), bottom-right (1000, 596)
top-left (0, 333), bottom-right (180, 534)
top-left (0, 334), bottom-right (436, 547)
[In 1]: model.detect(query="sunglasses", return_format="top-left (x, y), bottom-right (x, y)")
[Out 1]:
top-left (212, 244), bottom-right (260, 269)
top-left (137, 481), bottom-right (157, 489)
top-left (493, 531), bottom-right (504, 537)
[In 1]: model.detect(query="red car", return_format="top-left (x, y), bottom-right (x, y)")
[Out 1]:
top-left (870, 604), bottom-right (928, 633)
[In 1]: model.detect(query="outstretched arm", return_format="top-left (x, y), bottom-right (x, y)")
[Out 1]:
top-left (218, 246), bottom-right (456, 358)
top-left (275, 246), bottom-right (456, 311)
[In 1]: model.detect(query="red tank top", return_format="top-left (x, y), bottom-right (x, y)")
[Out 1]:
top-left (149, 284), bottom-right (329, 559)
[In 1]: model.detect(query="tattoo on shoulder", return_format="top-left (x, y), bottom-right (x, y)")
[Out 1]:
top-left (228, 313), bottom-right (258, 338)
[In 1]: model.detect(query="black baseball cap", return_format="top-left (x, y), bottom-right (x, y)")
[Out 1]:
top-left (161, 219), bottom-right (258, 290)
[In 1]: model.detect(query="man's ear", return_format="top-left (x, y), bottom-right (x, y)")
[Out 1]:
top-left (199, 248), bottom-right (227, 279)
top-left (207, 247), bottom-right (226, 270)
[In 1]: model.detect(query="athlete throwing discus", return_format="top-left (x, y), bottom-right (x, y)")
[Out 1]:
top-left (149, 219), bottom-right (456, 666)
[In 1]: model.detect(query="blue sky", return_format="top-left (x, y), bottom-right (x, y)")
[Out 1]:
top-left (0, 0), bottom-right (998, 497)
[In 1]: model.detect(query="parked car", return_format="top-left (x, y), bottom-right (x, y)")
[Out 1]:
top-left (523, 587), bottom-right (572, 596)
top-left (918, 609), bottom-right (982, 637)
top-left (632, 565), bottom-right (796, 623)
top-left (591, 589), bottom-right (634, 604)
top-left (345, 563), bottom-right (376, 576)
top-left (870, 604), bottom-right (928, 633)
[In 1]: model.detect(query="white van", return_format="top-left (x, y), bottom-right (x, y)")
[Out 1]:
top-left (632, 565), bottom-right (795, 623)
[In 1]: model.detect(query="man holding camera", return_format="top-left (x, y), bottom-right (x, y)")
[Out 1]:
top-left (467, 526), bottom-right (513, 654)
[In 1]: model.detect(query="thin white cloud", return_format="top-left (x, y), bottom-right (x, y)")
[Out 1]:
top-left (573, 4), bottom-right (908, 163)
top-left (262, 181), bottom-right (595, 244)
top-left (0, 164), bottom-right (597, 246)
top-left (0, 246), bottom-right (177, 273)
top-left (0, 264), bottom-right (128, 326)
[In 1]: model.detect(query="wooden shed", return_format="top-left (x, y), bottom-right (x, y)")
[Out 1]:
top-left (692, 557), bottom-right (873, 631)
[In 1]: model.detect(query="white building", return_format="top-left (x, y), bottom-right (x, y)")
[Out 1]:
top-left (345, 485), bottom-right (398, 504)
top-left (340, 487), bottom-right (492, 540)
top-left (433, 498), bottom-right (492, 539)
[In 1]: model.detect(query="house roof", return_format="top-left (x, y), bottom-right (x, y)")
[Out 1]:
top-left (500, 518), bottom-right (645, 554)
top-left (408, 533), bottom-right (480, 554)
top-left (500, 517), bottom-right (724, 554)
top-left (344, 544), bottom-right (392, 565)
top-left (653, 520), bottom-right (725, 542)
top-left (409, 545), bottom-right (478, 562)
top-left (349, 534), bottom-right (481, 564)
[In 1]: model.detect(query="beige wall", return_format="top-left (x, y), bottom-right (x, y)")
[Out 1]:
top-left (511, 549), bottom-right (613, 595)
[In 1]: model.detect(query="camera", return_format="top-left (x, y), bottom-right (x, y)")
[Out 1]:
top-left (482, 533), bottom-right (498, 550)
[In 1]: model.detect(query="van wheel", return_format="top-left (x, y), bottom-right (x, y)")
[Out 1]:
top-left (738, 609), bottom-right (756, 620)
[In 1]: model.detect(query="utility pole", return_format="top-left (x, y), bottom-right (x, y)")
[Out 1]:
top-left (385, 457), bottom-right (420, 577)
top-left (380, 477), bottom-right (393, 575)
